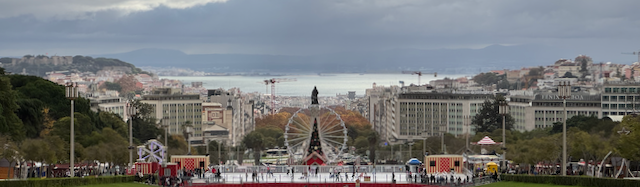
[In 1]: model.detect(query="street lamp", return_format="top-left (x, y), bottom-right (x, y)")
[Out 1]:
top-left (440, 124), bottom-right (446, 154)
top-left (206, 139), bottom-right (211, 157)
top-left (65, 82), bottom-right (78, 177)
top-left (422, 131), bottom-right (428, 159)
top-left (275, 145), bottom-right (280, 165)
top-left (127, 102), bottom-right (138, 167)
top-left (463, 116), bottom-right (470, 153)
top-left (160, 120), bottom-right (169, 163)
top-left (464, 115), bottom-right (471, 172)
top-left (499, 100), bottom-right (508, 172)
top-left (558, 81), bottom-right (571, 176)
top-left (408, 140), bottom-right (414, 159)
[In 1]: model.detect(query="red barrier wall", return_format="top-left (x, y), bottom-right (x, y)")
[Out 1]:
top-left (194, 183), bottom-right (437, 187)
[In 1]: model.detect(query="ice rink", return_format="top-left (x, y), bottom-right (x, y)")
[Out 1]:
top-left (192, 172), bottom-right (472, 184)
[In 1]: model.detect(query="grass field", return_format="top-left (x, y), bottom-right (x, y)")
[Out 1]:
top-left (483, 181), bottom-right (586, 187)
top-left (76, 183), bottom-right (149, 187)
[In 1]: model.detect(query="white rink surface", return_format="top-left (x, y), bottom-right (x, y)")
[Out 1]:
top-left (192, 172), bottom-right (471, 184)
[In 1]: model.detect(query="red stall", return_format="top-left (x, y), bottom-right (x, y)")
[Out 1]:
top-left (159, 163), bottom-right (179, 177)
top-left (133, 162), bottom-right (160, 175)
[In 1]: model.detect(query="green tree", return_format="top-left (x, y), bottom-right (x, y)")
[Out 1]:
top-left (16, 99), bottom-right (45, 138)
top-left (0, 135), bottom-right (18, 178)
top-left (509, 134), bottom-right (561, 165)
top-left (471, 95), bottom-right (514, 133)
top-left (254, 126), bottom-right (284, 148)
top-left (102, 82), bottom-right (122, 92)
top-left (43, 135), bottom-right (69, 177)
top-left (367, 131), bottom-right (378, 162)
top-left (0, 76), bottom-right (25, 141)
top-left (550, 115), bottom-right (616, 136)
top-left (167, 135), bottom-right (189, 159)
top-left (97, 112), bottom-right (128, 138)
top-left (568, 129), bottom-right (611, 164)
top-left (242, 131), bottom-right (264, 165)
top-left (473, 72), bottom-right (501, 86)
top-left (20, 138), bottom-right (47, 177)
top-left (579, 59), bottom-right (589, 78)
top-left (8, 75), bottom-right (68, 119)
top-left (84, 128), bottom-right (128, 167)
top-left (50, 112), bottom-right (96, 147)
top-left (561, 72), bottom-right (578, 78)
top-left (616, 115), bottom-right (640, 160)
top-left (204, 141), bottom-right (227, 165)
top-left (354, 136), bottom-right (368, 155)
top-left (129, 100), bottom-right (162, 144)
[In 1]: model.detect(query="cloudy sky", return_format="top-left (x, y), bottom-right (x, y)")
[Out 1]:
top-left (1, 0), bottom-right (640, 62)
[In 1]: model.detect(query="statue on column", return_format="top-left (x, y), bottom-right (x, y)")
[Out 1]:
top-left (312, 86), bottom-right (319, 104)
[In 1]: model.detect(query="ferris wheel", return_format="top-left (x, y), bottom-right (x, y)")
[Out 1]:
top-left (284, 105), bottom-right (348, 164)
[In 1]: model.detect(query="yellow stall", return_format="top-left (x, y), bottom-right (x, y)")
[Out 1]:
top-left (486, 162), bottom-right (498, 174)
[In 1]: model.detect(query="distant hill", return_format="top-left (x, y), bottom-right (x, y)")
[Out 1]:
top-left (98, 44), bottom-right (572, 74)
top-left (0, 55), bottom-right (147, 77)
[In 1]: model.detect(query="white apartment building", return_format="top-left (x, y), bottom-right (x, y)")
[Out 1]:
top-left (395, 92), bottom-right (493, 142)
top-left (365, 85), bottom-right (400, 145)
top-left (141, 94), bottom-right (203, 142)
top-left (509, 91), bottom-right (601, 131)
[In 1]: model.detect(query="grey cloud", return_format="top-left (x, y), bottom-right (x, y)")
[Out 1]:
top-left (0, 0), bottom-right (228, 19)
top-left (0, 0), bottom-right (639, 63)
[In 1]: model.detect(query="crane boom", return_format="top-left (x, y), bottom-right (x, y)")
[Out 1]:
top-left (622, 51), bottom-right (640, 64)
top-left (262, 78), bottom-right (296, 114)
top-left (401, 71), bottom-right (437, 85)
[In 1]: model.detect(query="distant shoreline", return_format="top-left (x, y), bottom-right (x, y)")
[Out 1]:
top-left (160, 72), bottom-right (449, 77)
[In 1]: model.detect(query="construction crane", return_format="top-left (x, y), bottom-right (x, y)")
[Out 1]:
top-left (401, 71), bottom-right (437, 85)
top-left (262, 78), bottom-right (296, 114)
top-left (622, 51), bottom-right (640, 64)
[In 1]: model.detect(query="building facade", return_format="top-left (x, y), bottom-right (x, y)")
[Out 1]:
top-left (365, 84), bottom-right (399, 145)
top-left (200, 102), bottom-right (232, 146)
top-left (601, 82), bottom-right (640, 118)
top-left (509, 92), bottom-right (601, 131)
top-left (395, 92), bottom-right (494, 142)
top-left (141, 94), bottom-right (203, 140)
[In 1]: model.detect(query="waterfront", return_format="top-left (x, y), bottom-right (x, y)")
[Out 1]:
top-left (161, 73), bottom-right (468, 97)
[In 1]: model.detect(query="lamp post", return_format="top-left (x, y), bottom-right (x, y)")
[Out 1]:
top-left (499, 100), bottom-right (508, 172)
top-left (161, 121), bottom-right (169, 163)
top-left (558, 81), bottom-right (571, 176)
top-left (275, 146), bottom-right (280, 165)
top-left (464, 116), bottom-right (470, 153)
top-left (464, 115), bottom-right (471, 172)
top-left (441, 124), bottom-right (445, 154)
top-left (206, 139), bottom-right (211, 156)
top-left (422, 131), bottom-right (427, 158)
top-left (408, 141), bottom-right (414, 159)
top-left (127, 102), bottom-right (138, 167)
top-left (65, 82), bottom-right (78, 177)
top-left (187, 130), bottom-right (192, 155)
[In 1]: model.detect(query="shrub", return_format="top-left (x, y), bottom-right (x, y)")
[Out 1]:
top-left (503, 174), bottom-right (640, 187)
top-left (0, 175), bottom-right (135, 187)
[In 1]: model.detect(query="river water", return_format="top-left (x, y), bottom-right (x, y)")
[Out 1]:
top-left (160, 73), bottom-right (468, 97)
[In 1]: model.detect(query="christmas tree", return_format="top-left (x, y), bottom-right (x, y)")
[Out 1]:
top-left (307, 118), bottom-right (324, 156)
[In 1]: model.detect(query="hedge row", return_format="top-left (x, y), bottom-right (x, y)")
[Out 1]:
top-left (0, 175), bottom-right (135, 187)
top-left (503, 174), bottom-right (640, 187)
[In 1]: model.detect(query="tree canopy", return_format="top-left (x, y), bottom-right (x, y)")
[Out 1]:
top-left (472, 95), bottom-right (514, 133)
top-left (0, 74), bottom-right (164, 170)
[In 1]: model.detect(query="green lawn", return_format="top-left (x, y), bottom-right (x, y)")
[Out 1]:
top-left (482, 181), bottom-right (587, 187)
top-left (76, 183), bottom-right (150, 187)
